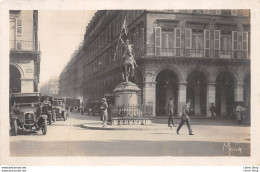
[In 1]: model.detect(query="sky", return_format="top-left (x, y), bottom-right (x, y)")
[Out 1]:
top-left (38, 10), bottom-right (96, 86)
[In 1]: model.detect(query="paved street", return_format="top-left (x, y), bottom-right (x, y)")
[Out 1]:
top-left (10, 111), bottom-right (250, 157)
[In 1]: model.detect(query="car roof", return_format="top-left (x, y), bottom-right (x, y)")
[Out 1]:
top-left (11, 92), bottom-right (41, 97)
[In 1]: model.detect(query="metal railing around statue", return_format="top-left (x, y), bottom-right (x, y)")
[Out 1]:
top-left (108, 104), bottom-right (153, 125)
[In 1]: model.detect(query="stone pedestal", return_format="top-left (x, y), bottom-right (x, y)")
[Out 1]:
top-left (114, 82), bottom-right (141, 106)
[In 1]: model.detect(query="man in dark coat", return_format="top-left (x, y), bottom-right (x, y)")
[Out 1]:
top-left (209, 103), bottom-right (216, 119)
top-left (176, 100), bottom-right (194, 135)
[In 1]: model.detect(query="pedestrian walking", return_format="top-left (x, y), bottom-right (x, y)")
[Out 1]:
top-left (176, 100), bottom-right (194, 135)
top-left (209, 103), bottom-right (216, 119)
top-left (236, 103), bottom-right (243, 124)
top-left (167, 97), bottom-right (176, 128)
top-left (100, 98), bottom-right (108, 127)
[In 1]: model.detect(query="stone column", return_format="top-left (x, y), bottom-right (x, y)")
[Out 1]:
top-left (235, 83), bottom-right (244, 102)
top-left (21, 78), bottom-right (34, 93)
top-left (143, 82), bottom-right (156, 117)
top-left (207, 83), bottom-right (216, 117)
top-left (178, 82), bottom-right (187, 117)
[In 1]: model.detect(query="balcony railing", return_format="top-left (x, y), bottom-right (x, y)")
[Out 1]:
top-left (142, 47), bottom-right (249, 59)
top-left (10, 40), bottom-right (40, 52)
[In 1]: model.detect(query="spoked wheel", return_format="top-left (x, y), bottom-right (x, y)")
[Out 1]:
top-left (42, 119), bottom-right (47, 135)
top-left (48, 114), bottom-right (52, 125)
top-left (12, 120), bottom-right (18, 136)
top-left (53, 112), bottom-right (56, 122)
top-left (63, 112), bottom-right (66, 121)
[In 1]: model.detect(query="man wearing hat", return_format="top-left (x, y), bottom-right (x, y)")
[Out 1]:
top-left (167, 97), bottom-right (176, 128)
top-left (100, 98), bottom-right (108, 127)
top-left (176, 99), bottom-right (194, 135)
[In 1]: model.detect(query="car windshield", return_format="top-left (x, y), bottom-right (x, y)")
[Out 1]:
top-left (13, 96), bottom-right (40, 107)
top-left (53, 101), bottom-right (63, 106)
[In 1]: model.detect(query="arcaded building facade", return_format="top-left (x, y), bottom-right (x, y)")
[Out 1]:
top-left (9, 10), bottom-right (40, 93)
top-left (82, 10), bottom-right (250, 117)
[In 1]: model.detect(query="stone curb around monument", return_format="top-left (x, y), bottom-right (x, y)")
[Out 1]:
top-left (80, 123), bottom-right (176, 131)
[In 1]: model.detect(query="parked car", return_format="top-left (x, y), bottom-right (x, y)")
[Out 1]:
top-left (9, 92), bottom-right (47, 136)
top-left (40, 95), bottom-right (55, 124)
top-left (53, 98), bottom-right (67, 121)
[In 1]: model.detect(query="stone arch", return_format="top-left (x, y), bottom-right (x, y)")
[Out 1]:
top-left (153, 66), bottom-right (182, 83)
top-left (184, 67), bottom-right (211, 83)
top-left (10, 63), bottom-right (24, 77)
top-left (214, 68), bottom-right (240, 85)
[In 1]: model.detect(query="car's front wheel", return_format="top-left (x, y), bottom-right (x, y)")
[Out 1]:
top-left (42, 119), bottom-right (47, 135)
top-left (63, 112), bottom-right (66, 121)
top-left (53, 112), bottom-right (56, 122)
top-left (12, 120), bottom-right (18, 136)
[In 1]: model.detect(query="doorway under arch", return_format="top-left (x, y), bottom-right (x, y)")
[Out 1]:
top-left (156, 69), bottom-right (179, 116)
top-left (10, 65), bottom-right (21, 93)
top-left (216, 71), bottom-right (235, 117)
top-left (186, 70), bottom-right (208, 116)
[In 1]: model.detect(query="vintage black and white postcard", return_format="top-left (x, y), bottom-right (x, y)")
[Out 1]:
top-left (0, 0), bottom-right (260, 168)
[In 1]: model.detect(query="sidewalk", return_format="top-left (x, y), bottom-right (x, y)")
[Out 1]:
top-left (80, 113), bottom-right (249, 131)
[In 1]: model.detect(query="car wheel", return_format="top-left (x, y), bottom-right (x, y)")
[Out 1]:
top-left (63, 112), bottom-right (66, 121)
top-left (12, 120), bottom-right (18, 136)
top-left (42, 119), bottom-right (47, 135)
top-left (53, 113), bottom-right (56, 122)
top-left (49, 114), bottom-right (52, 125)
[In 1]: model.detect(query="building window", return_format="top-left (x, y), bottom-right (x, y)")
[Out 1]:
top-left (203, 10), bottom-right (209, 14)
top-left (221, 31), bottom-right (232, 56)
top-left (192, 29), bottom-right (203, 57)
top-left (161, 31), bottom-right (173, 56)
top-left (231, 10), bottom-right (237, 16)
top-left (16, 19), bottom-right (22, 36)
top-left (216, 10), bottom-right (221, 15)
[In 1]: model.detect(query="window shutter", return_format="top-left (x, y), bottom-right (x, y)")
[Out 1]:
top-left (204, 30), bottom-right (210, 57)
top-left (174, 28), bottom-right (181, 56)
top-left (17, 19), bottom-right (22, 36)
top-left (185, 29), bottom-right (192, 49)
top-left (242, 32), bottom-right (248, 58)
top-left (214, 30), bottom-right (220, 58)
top-left (232, 31), bottom-right (238, 58)
top-left (154, 27), bottom-right (161, 56)
top-left (185, 29), bottom-right (191, 56)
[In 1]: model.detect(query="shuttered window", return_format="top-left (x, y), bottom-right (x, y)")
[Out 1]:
top-left (232, 31), bottom-right (238, 58)
top-left (242, 32), bottom-right (248, 58)
top-left (175, 28), bottom-right (181, 56)
top-left (154, 27), bottom-right (161, 56)
top-left (17, 19), bottom-right (22, 36)
top-left (214, 30), bottom-right (220, 58)
top-left (204, 30), bottom-right (210, 57)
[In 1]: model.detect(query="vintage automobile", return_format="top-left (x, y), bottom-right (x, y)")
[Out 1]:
top-left (53, 98), bottom-right (67, 121)
top-left (40, 95), bottom-right (56, 124)
top-left (9, 92), bottom-right (47, 136)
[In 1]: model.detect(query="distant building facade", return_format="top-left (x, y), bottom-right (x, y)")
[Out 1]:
top-left (40, 77), bottom-right (59, 96)
top-left (63, 10), bottom-right (251, 117)
top-left (59, 43), bottom-right (84, 102)
top-left (9, 10), bottom-right (40, 93)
